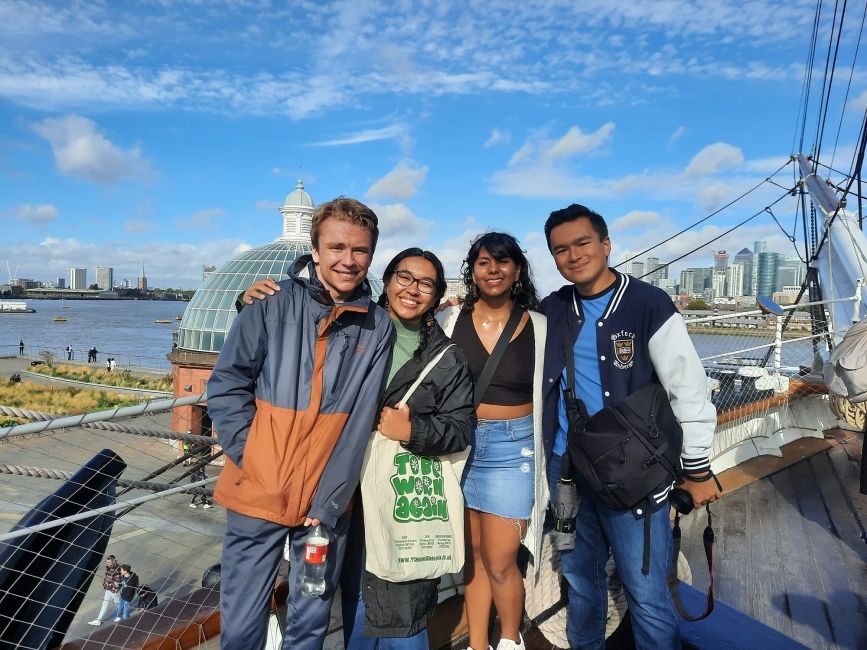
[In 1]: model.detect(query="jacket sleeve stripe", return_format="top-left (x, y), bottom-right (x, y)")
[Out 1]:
top-left (647, 312), bottom-right (715, 466)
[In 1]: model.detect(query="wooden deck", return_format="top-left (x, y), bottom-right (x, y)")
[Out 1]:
top-left (677, 430), bottom-right (866, 650)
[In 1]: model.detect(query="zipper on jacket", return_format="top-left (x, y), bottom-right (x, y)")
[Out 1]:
top-left (330, 331), bottom-right (350, 396)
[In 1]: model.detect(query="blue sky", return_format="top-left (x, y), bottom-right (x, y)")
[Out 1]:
top-left (1, 0), bottom-right (863, 292)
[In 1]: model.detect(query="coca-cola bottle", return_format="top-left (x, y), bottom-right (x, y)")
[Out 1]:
top-left (300, 524), bottom-right (329, 598)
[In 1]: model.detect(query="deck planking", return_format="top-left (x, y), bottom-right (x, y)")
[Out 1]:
top-left (680, 438), bottom-right (866, 650)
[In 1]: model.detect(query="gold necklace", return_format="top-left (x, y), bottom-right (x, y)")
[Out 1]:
top-left (476, 308), bottom-right (511, 328)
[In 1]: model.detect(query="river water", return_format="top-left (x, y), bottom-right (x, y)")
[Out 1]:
top-left (0, 300), bottom-right (820, 374)
top-left (0, 300), bottom-right (183, 370)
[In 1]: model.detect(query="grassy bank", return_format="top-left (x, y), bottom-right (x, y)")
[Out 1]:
top-left (30, 364), bottom-right (172, 392)
top-left (0, 381), bottom-right (143, 419)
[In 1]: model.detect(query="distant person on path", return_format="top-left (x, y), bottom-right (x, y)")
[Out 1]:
top-left (109, 357), bottom-right (117, 372)
top-left (207, 197), bottom-right (393, 650)
top-left (66, 345), bottom-right (73, 361)
top-left (188, 441), bottom-right (214, 509)
top-left (114, 564), bottom-right (139, 622)
top-left (18, 339), bottom-right (24, 355)
top-left (137, 585), bottom-right (159, 610)
top-left (88, 555), bottom-right (122, 626)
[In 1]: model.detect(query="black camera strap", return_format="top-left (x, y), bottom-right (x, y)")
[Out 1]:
top-left (474, 307), bottom-right (524, 409)
top-left (668, 506), bottom-right (716, 621)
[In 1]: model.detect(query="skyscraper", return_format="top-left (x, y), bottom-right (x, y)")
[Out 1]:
top-left (734, 247), bottom-right (753, 296)
top-left (713, 250), bottom-right (729, 273)
top-left (647, 257), bottom-right (667, 284)
top-left (137, 262), bottom-right (148, 291)
top-left (631, 261), bottom-right (645, 278)
top-left (69, 267), bottom-right (86, 290)
top-left (757, 252), bottom-right (784, 296)
top-left (728, 262), bottom-right (745, 298)
top-left (96, 267), bottom-right (114, 290)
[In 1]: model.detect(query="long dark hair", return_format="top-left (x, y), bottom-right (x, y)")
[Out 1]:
top-left (460, 232), bottom-right (541, 312)
top-left (377, 248), bottom-right (447, 360)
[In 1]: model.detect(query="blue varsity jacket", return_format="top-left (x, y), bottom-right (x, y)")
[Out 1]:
top-left (541, 271), bottom-right (716, 487)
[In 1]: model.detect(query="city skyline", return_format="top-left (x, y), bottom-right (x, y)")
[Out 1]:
top-left (1, 2), bottom-right (860, 292)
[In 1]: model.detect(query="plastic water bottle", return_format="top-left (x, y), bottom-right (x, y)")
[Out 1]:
top-left (300, 524), bottom-right (329, 598)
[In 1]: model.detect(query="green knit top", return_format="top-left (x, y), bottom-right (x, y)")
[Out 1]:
top-left (385, 317), bottom-right (422, 390)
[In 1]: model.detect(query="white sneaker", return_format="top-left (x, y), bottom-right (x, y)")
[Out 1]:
top-left (87, 619), bottom-right (101, 626)
top-left (496, 634), bottom-right (525, 650)
top-left (113, 617), bottom-right (121, 623)
top-left (203, 503), bottom-right (213, 509)
top-left (189, 503), bottom-right (197, 508)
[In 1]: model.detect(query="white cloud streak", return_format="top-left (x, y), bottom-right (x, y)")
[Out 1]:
top-left (32, 115), bottom-right (150, 183)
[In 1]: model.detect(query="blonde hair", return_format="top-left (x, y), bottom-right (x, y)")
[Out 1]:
top-left (310, 197), bottom-right (379, 252)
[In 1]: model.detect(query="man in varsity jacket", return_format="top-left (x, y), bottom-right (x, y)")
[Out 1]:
top-left (540, 203), bottom-right (721, 649)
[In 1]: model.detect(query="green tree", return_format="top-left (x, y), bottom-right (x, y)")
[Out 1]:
top-left (686, 299), bottom-right (710, 310)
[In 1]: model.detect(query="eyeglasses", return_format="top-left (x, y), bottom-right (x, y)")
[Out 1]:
top-left (394, 270), bottom-right (436, 295)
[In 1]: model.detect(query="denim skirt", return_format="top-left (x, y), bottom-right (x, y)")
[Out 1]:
top-left (461, 414), bottom-right (535, 519)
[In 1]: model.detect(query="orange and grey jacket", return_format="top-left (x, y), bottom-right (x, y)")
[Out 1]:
top-left (208, 257), bottom-right (394, 528)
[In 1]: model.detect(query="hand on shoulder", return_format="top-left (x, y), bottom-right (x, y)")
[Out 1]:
top-left (242, 278), bottom-right (280, 304)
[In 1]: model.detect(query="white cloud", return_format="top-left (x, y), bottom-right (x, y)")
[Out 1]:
top-left (683, 142), bottom-right (744, 178)
top-left (177, 208), bottom-right (225, 230)
top-left (612, 211), bottom-right (662, 232)
top-left (485, 128), bottom-right (511, 148)
top-left (367, 202), bottom-right (434, 273)
top-left (310, 124), bottom-right (408, 147)
top-left (4, 236), bottom-right (255, 290)
top-left (367, 159), bottom-right (428, 201)
top-left (543, 123), bottom-right (616, 162)
top-left (16, 203), bottom-right (58, 224)
top-left (669, 126), bottom-right (687, 143)
top-left (32, 115), bottom-right (150, 183)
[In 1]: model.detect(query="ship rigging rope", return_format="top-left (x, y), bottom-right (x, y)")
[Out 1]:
top-left (637, 188), bottom-right (795, 280)
top-left (0, 392), bottom-right (207, 441)
top-left (830, 0), bottom-right (867, 170)
top-left (796, 0), bottom-right (824, 154)
top-left (616, 159), bottom-right (793, 270)
top-left (0, 404), bottom-right (216, 444)
top-left (0, 463), bottom-right (214, 496)
top-left (814, 0), bottom-right (847, 165)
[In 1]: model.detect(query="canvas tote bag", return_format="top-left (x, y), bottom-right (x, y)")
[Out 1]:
top-left (361, 344), bottom-right (470, 581)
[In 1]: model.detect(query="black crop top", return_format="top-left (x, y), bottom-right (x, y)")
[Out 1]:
top-left (451, 310), bottom-right (534, 406)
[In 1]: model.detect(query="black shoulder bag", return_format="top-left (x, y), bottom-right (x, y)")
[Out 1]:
top-left (562, 336), bottom-right (682, 512)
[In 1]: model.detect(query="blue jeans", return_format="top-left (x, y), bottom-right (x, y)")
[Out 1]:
top-left (548, 453), bottom-right (678, 650)
top-left (342, 505), bottom-right (429, 650)
top-left (220, 509), bottom-right (351, 650)
top-left (114, 598), bottom-right (131, 620)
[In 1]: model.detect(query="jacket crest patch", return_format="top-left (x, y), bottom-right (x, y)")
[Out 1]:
top-left (611, 330), bottom-right (636, 369)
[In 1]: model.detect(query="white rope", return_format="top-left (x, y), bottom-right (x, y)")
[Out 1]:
top-left (0, 393), bottom-right (206, 441)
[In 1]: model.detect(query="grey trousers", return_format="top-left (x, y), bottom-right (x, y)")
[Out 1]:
top-left (220, 509), bottom-right (352, 650)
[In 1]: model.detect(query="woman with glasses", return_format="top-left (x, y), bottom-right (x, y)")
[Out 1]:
top-left (437, 232), bottom-right (547, 650)
top-left (242, 248), bottom-right (475, 649)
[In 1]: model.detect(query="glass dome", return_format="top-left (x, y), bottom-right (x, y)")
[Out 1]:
top-left (177, 241), bottom-right (384, 353)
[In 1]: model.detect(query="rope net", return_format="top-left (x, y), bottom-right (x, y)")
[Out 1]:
top-left (0, 292), bottom-right (859, 650)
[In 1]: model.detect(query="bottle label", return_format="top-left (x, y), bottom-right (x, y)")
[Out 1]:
top-left (304, 538), bottom-right (328, 565)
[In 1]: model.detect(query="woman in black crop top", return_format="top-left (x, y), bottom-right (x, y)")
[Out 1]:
top-left (439, 232), bottom-right (545, 650)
